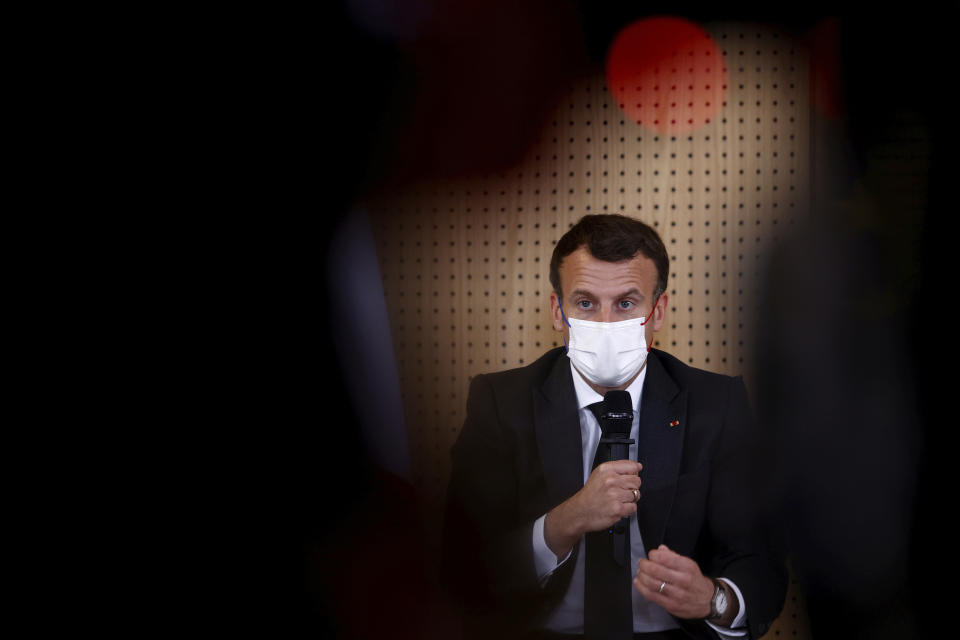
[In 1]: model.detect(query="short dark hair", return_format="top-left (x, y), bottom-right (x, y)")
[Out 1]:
top-left (549, 214), bottom-right (669, 303)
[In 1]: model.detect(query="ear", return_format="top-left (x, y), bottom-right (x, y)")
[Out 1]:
top-left (549, 291), bottom-right (566, 333)
top-left (649, 293), bottom-right (668, 333)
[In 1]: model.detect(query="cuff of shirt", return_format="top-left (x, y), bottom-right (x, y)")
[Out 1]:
top-left (532, 514), bottom-right (572, 584)
top-left (703, 578), bottom-right (747, 637)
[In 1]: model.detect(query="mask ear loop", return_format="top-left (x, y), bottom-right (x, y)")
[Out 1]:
top-left (559, 303), bottom-right (571, 352)
top-left (639, 294), bottom-right (661, 352)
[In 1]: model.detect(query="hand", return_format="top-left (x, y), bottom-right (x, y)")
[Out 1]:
top-left (544, 460), bottom-right (642, 558)
top-left (574, 459), bottom-right (643, 532)
top-left (634, 545), bottom-right (716, 621)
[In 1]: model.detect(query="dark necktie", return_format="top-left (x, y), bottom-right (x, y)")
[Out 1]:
top-left (583, 401), bottom-right (634, 640)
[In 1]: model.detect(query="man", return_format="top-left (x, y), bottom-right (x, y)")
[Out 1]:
top-left (442, 215), bottom-right (786, 640)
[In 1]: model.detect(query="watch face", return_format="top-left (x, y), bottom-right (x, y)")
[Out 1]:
top-left (716, 588), bottom-right (728, 614)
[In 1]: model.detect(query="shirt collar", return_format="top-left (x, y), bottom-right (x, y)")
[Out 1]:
top-left (569, 358), bottom-right (647, 414)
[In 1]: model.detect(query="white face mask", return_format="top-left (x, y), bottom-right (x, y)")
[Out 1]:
top-left (561, 305), bottom-right (655, 388)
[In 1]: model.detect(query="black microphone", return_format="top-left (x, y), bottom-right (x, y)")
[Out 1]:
top-left (597, 390), bottom-right (636, 563)
top-left (598, 390), bottom-right (634, 462)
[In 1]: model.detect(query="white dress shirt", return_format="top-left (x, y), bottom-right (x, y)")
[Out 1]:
top-left (531, 360), bottom-right (748, 636)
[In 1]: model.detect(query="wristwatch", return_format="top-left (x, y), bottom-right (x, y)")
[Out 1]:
top-left (707, 578), bottom-right (728, 620)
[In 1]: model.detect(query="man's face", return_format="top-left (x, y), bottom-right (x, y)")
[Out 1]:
top-left (549, 246), bottom-right (668, 351)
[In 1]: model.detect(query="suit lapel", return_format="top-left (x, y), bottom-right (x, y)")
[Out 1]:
top-left (635, 350), bottom-right (687, 550)
top-left (533, 353), bottom-right (584, 509)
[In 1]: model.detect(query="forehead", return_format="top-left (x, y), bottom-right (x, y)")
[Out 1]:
top-left (559, 246), bottom-right (658, 298)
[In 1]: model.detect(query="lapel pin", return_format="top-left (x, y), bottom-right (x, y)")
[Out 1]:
top-left (668, 419), bottom-right (679, 428)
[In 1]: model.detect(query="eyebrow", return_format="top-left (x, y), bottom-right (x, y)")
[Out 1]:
top-left (569, 287), bottom-right (646, 300)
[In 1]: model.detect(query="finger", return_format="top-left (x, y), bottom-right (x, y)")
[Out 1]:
top-left (633, 572), bottom-right (674, 605)
top-left (648, 545), bottom-right (698, 573)
top-left (616, 474), bottom-right (642, 490)
top-left (635, 570), bottom-right (672, 596)
top-left (636, 558), bottom-right (687, 586)
top-left (600, 460), bottom-right (643, 475)
top-left (633, 575), bottom-right (657, 602)
top-left (598, 472), bottom-right (640, 493)
top-left (594, 471), bottom-right (641, 495)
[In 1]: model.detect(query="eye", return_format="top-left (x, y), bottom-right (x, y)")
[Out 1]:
top-left (577, 299), bottom-right (593, 310)
top-left (618, 300), bottom-right (634, 310)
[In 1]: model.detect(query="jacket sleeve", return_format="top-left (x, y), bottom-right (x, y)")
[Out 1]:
top-left (704, 376), bottom-right (788, 639)
top-left (441, 374), bottom-right (542, 614)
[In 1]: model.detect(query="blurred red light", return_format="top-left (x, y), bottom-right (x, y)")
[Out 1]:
top-left (606, 16), bottom-right (727, 134)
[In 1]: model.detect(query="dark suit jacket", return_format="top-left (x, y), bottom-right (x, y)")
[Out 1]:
top-left (442, 347), bottom-right (786, 640)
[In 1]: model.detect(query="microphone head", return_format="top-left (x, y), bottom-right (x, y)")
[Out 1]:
top-left (601, 390), bottom-right (633, 434)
